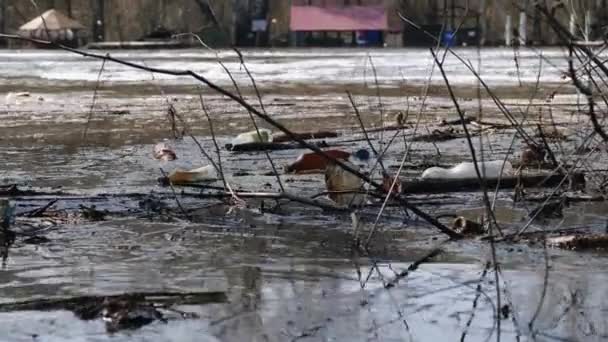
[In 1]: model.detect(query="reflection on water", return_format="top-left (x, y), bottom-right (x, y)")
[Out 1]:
top-left (2, 257), bottom-right (608, 341)
top-left (0, 210), bottom-right (607, 341)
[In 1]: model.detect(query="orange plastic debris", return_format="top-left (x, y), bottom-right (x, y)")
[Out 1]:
top-left (167, 166), bottom-right (217, 185)
top-left (285, 150), bottom-right (351, 174)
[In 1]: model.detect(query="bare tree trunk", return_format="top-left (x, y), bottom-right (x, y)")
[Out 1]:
top-left (192, 0), bottom-right (219, 27)
top-left (0, 0), bottom-right (5, 34)
top-left (158, 0), bottom-right (166, 27)
top-left (533, 3), bottom-right (541, 43)
top-left (479, 0), bottom-right (486, 45)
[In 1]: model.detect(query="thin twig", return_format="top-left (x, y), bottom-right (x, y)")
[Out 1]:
top-left (159, 168), bottom-right (189, 219)
top-left (198, 93), bottom-right (227, 190)
top-left (430, 48), bottom-right (503, 237)
top-left (82, 56), bottom-right (107, 140)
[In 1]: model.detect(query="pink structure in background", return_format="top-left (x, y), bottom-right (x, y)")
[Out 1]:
top-left (289, 5), bottom-right (388, 32)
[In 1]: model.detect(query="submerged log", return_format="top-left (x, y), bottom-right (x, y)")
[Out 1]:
top-left (411, 128), bottom-right (468, 142)
top-left (226, 141), bottom-right (329, 152)
top-left (548, 234), bottom-right (608, 250)
top-left (439, 116), bottom-right (475, 126)
top-left (273, 131), bottom-right (338, 143)
top-left (0, 291), bottom-right (227, 316)
top-left (402, 172), bottom-right (585, 194)
top-left (0, 185), bottom-right (75, 197)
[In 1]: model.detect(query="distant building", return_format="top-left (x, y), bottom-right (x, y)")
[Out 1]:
top-left (18, 9), bottom-right (86, 47)
top-left (287, 0), bottom-right (402, 47)
top-left (0, 0), bottom-right (607, 48)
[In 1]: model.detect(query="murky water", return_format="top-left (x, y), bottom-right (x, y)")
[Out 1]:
top-left (1, 47), bottom-right (608, 341)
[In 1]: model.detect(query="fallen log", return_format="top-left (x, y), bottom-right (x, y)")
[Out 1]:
top-left (439, 116), bottom-right (475, 126)
top-left (169, 187), bottom-right (350, 212)
top-left (226, 141), bottom-right (329, 152)
top-left (411, 129), bottom-right (469, 142)
top-left (0, 291), bottom-right (227, 318)
top-left (402, 172), bottom-right (585, 194)
top-left (0, 185), bottom-right (74, 197)
top-left (273, 131), bottom-right (338, 143)
top-left (548, 234), bottom-right (608, 250)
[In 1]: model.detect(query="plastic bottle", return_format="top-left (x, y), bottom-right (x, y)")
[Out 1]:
top-left (230, 129), bottom-right (273, 146)
top-left (421, 160), bottom-right (513, 180)
top-left (167, 165), bottom-right (218, 184)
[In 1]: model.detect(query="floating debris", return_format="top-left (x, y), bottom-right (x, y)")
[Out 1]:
top-left (102, 297), bottom-right (165, 332)
top-left (0, 291), bottom-right (226, 332)
top-left (228, 139), bottom-right (331, 152)
top-left (0, 184), bottom-right (21, 196)
top-left (439, 115), bottom-right (475, 126)
top-left (351, 148), bottom-right (371, 166)
top-left (403, 172), bottom-right (584, 193)
top-left (393, 111), bottom-right (407, 127)
top-left (228, 129), bottom-right (272, 147)
top-left (548, 234), bottom-right (608, 250)
top-left (536, 127), bottom-right (570, 141)
top-left (163, 165), bottom-right (218, 185)
top-left (452, 216), bottom-right (485, 236)
top-left (412, 128), bottom-right (461, 142)
top-left (528, 199), bottom-right (567, 220)
top-left (421, 160), bottom-right (513, 180)
top-left (519, 146), bottom-right (546, 167)
top-left (153, 142), bottom-right (177, 161)
top-left (285, 149), bottom-right (351, 174)
top-left (22, 235), bottom-right (51, 245)
top-left (79, 205), bottom-right (107, 221)
top-left (325, 160), bottom-right (367, 207)
top-left (109, 109), bottom-right (131, 116)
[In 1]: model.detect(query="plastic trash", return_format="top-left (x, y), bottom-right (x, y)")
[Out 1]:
top-left (285, 149), bottom-right (351, 174)
top-left (520, 147), bottom-right (545, 166)
top-left (230, 129), bottom-right (273, 147)
top-left (348, 148), bottom-right (371, 172)
top-left (421, 160), bottom-right (513, 180)
top-left (351, 148), bottom-right (370, 162)
top-left (5, 92), bottom-right (31, 106)
top-left (153, 142), bottom-right (177, 161)
top-left (166, 165), bottom-right (218, 185)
